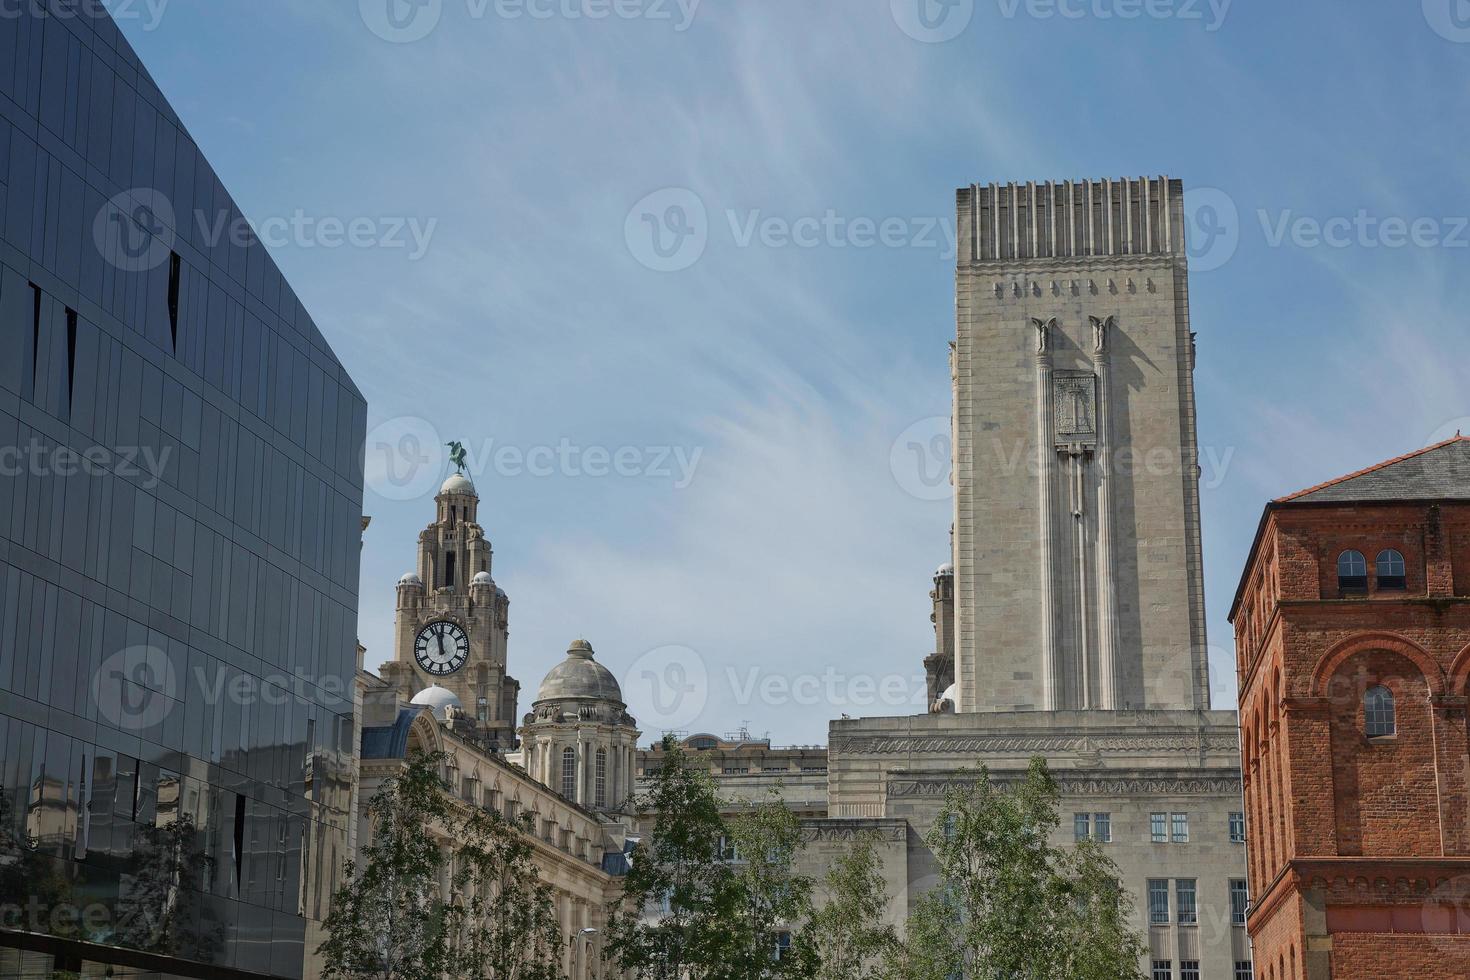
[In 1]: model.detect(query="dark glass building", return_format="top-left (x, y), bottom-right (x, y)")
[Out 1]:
top-left (0, 3), bottom-right (366, 977)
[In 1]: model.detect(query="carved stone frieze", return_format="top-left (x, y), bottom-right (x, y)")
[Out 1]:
top-left (886, 773), bottom-right (1242, 799)
top-left (832, 732), bottom-right (1239, 756)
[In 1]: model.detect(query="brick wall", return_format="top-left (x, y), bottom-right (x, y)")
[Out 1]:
top-left (1331, 933), bottom-right (1470, 978)
top-left (1231, 498), bottom-right (1470, 977)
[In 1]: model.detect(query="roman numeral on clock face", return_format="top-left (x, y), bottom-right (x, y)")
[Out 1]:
top-left (414, 620), bottom-right (469, 676)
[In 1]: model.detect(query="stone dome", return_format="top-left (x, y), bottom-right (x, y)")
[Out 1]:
top-left (936, 562), bottom-right (955, 577)
top-left (536, 639), bottom-right (623, 704)
top-left (410, 684), bottom-right (462, 721)
top-left (440, 472), bottom-right (476, 496)
top-left (399, 571), bottom-right (423, 587)
top-left (471, 570), bottom-right (493, 586)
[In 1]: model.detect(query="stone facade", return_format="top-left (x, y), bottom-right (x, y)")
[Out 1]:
top-left (826, 176), bottom-right (1247, 978)
top-left (952, 178), bottom-right (1208, 712)
top-left (383, 473), bottom-right (520, 749)
top-left (521, 640), bottom-right (642, 814)
top-left (637, 733), bottom-right (832, 819)
top-left (356, 689), bottom-right (629, 980)
top-left (1229, 438), bottom-right (1470, 979)
top-left (347, 476), bottom-right (641, 980)
top-left (829, 710), bottom-right (1252, 975)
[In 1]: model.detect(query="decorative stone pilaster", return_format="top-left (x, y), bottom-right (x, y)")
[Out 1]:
top-left (1032, 316), bottom-right (1060, 710)
top-left (1089, 314), bottom-right (1120, 709)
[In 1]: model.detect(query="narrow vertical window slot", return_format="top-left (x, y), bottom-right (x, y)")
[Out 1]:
top-left (168, 252), bottom-right (181, 352)
top-left (66, 307), bottom-right (78, 407)
top-left (30, 283), bottom-right (41, 385)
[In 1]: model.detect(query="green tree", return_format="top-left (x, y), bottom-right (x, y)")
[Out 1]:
top-left (724, 796), bottom-right (816, 978)
top-left (319, 751), bottom-right (565, 980)
top-left (606, 736), bottom-right (741, 980)
top-left (894, 757), bottom-right (1146, 980)
top-left (607, 737), bottom-right (816, 980)
top-left (801, 832), bottom-right (898, 980)
top-left (443, 797), bottom-right (566, 980)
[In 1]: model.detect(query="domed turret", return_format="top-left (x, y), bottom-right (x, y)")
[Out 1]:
top-left (471, 570), bottom-right (493, 587)
top-left (440, 472), bottom-right (476, 497)
top-left (520, 639), bottom-right (640, 812)
top-left (399, 571), bottom-right (424, 587)
top-left (537, 639), bottom-right (624, 703)
top-left (410, 684), bottom-right (463, 722)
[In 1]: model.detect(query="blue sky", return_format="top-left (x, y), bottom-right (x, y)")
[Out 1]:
top-left (115, 0), bottom-right (1470, 745)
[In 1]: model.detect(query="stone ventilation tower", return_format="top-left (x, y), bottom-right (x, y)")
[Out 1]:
top-left (383, 472), bottom-right (521, 750)
top-left (950, 176), bottom-right (1209, 713)
top-left (521, 640), bottom-right (640, 815)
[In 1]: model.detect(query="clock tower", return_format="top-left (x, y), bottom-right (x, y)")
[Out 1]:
top-left (383, 469), bottom-right (521, 750)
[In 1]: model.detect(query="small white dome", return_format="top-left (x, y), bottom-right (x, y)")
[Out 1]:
top-left (440, 472), bottom-right (476, 496)
top-left (471, 571), bottom-right (493, 586)
top-left (410, 684), bottom-right (462, 721)
top-left (936, 562), bottom-right (955, 577)
top-left (398, 571), bottom-right (423, 587)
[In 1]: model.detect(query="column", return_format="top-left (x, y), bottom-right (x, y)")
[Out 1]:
top-left (1090, 315), bottom-right (1120, 709)
top-left (576, 736), bottom-right (589, 806)
top-left (1034, 317), bottom-right (1060, 710)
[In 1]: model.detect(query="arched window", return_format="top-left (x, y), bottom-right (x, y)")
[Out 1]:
top-left (596, 748), bottom-right (608, 808)
top-left (561, 747), bottom-right (577, 800)
top-left (1365, 686), bottom-right (1396, 737)
top-left (1337, 550), bottom-right (1368, 591)
top-left (1376, 549), bottom-right (1407, 590)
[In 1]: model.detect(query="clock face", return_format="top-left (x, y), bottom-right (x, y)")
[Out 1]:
top-left (414, 621), bottom-right (469, 676)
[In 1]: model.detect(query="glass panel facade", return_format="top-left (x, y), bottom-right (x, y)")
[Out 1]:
top-left (0, 5), bottom-right (365, 978)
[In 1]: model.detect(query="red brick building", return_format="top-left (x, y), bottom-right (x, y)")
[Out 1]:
top-left (1230, 436), bottom-right (1470, 979)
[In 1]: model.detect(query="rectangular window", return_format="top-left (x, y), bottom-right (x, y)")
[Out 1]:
top-left (1074, 812), bottom-right (1090, 842)
top-left (1235, 962), bottom-right (1255, 980)
top-left (1152, 960), bottom-right (1172, 980)
top-left (1229, 811), bottom-right (1246, 843)
top-left (773, 932), bottom-right (792, 961)
top-left (561, 748), bottom-right (577, 801)
top-left (1181, 962), bottom-right (1200, 980)
top-left (1230, 879), bottom-right (1250, 926)
top-left (595, 749), bottom-right (607, 808)
top-left (1176, 879), bottom-right (1197, 925)
top-left (1151, 812), bottom-right (1167, 843)
top-left (1148, 879), bottom-right (1170, 925)
top-left (1171, 812), bottom-right (1189, 843)
top-left (1094, 812), bottom-right (1111, 843)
